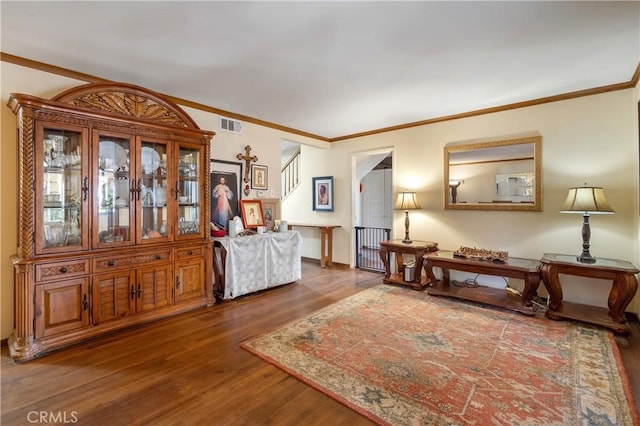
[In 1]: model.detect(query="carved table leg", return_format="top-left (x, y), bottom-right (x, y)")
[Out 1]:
top-left (441, 267), bottom-right (450, 286)
top-left (412, 248), bottom-right (426, 289)
top-left (540, 263), bottom-right (563, 318)
top-left (521, 272), bottom-right (541, 307)
top-left (608, 273), bottom-right (638, 324)
top-left (424, 258), bottom-right (437, 286)
top-left (379, 245), bottom-right (391, 279)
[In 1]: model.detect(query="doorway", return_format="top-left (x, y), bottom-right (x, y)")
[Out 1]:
top-left (354, 150), bottom-right (393, 272)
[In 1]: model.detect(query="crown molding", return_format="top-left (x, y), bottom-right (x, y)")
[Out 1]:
top-left (3, 52), bottom-right (638, 143)
top-left (1, 52), bottom-right (329, 142)
top-left (332, 66), bottom-right (640, 142)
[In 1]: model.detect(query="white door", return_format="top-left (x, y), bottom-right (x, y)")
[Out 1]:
top-left (362, 169), bottom-right (392, 230)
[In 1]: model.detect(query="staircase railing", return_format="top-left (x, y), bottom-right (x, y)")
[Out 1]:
top-left (281, 147), bottom-right (301, 200)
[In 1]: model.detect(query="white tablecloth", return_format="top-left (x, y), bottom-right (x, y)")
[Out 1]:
top-left (214, 231), bottom-right (303, 299)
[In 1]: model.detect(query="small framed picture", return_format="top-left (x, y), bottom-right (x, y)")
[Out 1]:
top-left (251, 164), bottom-right (268, 190)
top-left (240, 199), bottom-right (265, 229)
top-left (260, 198), bottom-right (280, 231)
top-left (312, 176), bottom-right (334, 212)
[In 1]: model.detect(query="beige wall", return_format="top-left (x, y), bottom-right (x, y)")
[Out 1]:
top-left (317, 89), bottom-right (640, 311)
top-left (280, 144), bottom-right (351, 261)
top-left (2, 61), bottom-right (639, 339)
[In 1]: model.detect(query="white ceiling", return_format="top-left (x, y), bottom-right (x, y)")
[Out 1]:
top-left (2, 1), bottom-right (639, 139)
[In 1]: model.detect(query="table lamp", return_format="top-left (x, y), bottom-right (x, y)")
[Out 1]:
top-left (560, 184), bottom-right (614, 263)
top-left (395, 191), bottom-right (421, 244)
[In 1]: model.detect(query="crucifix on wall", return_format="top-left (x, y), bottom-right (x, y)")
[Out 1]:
top-left (237, 145), bottom-right (258, 195)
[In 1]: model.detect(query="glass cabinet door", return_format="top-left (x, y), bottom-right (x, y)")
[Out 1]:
top-left (176, 145), bottom-right (203, 238)
top-left (36, 124), bottom-right (88, 254)
top-left (138, 139), bottom-right (170, 243)
top-left (94, 134), bottom-right (133, 247)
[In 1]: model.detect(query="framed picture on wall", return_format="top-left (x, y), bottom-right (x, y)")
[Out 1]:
top-left (260, 198), bottom-right (280, 230)
top-left (312, 176), bottom-right (334, 212)
top-left (240, 199), bottom-right (265, 229)
top-left (210, 159), bottom-right (243, 231)
top-left (251, 164), bottom-right (268, 190)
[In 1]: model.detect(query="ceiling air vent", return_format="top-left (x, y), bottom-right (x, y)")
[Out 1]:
top-left (220, 116), bottom-right (242, 134)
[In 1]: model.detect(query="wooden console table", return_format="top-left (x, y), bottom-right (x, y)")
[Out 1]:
top-left (287, 223), bottom-right (341, 267)
top-left (539, 253), bottom-right (639, 334)
top-left (424, 250), bottom-right (542, 316)
top-left (379, 240), bottom-right (438, 290)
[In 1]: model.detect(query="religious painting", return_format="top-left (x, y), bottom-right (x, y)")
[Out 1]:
top-left (251, 164), bottom-right (268, 190)
top-left (260, 198), bottom-right (280, 231)
top-left (210, 159), bottom-right (242, 231)
top-left (312, 176), bottom-right (334, 212)
top-left (240, 199), bottom-right (265, 229)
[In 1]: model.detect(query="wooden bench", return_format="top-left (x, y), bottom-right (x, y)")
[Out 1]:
top-left (287, 223), bottom-right (341, 267)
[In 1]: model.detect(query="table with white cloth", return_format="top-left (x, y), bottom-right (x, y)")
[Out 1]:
top-left (212, 230), bottom-right (303, 299)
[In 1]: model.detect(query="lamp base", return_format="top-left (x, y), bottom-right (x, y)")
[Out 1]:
top-left (577, 253), bottom-right (596, 264)
top-left (577, 215), bottom-right (596, 263)
top-left (402, 210), bottom-right (412, 244)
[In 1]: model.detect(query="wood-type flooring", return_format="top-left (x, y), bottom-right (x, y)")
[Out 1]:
top-left (2, 261), bottom-right (638, 425)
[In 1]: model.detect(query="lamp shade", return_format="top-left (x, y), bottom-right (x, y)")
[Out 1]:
top-left (560, 186), bottom-right (615, 214)
top-left (395, 192), bottom-right (421, 210)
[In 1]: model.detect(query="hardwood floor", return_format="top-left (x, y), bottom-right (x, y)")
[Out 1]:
top-left (2, 261), bottom-right (638, 425)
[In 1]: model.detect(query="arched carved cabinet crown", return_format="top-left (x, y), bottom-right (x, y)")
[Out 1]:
top-left (52, 82), bottom-right (199, 129)
top-left (7, 82), bottom-right (216, 362)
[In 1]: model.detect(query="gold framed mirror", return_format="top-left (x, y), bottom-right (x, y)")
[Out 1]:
top-left (444, 136), bottom-right (542, 211)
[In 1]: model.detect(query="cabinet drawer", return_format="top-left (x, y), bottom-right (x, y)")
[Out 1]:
top-left (175, 245), bottom-right (204, 260)
top-left (94, 249), bottom-right (173, 272)
top-left (35, 259), bottom-right (90, 282)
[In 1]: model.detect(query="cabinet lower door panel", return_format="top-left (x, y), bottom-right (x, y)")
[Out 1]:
top-left (176, 259), bottom-right (205, 302)
top-left (93, 271), bottom-right (134, 324)
top-left (35, 278), bottom-right (90, 338)
top-left (136, 265), bottom-right (172, 312)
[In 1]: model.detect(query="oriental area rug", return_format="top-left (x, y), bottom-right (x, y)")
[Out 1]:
top-left (242, 285), bottom-right (639, 425)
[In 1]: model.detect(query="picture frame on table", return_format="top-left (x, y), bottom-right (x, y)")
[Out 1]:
top-left (251, 164), bottom-right (268, 190)
top-left (240, 199), bottom-right (265, 229)
top-left (260, 198), bottom-right (280, 231)
top-left (210, 159), bottom-right (242, 231)
top-left (312, 176), bottom-right (334, 212)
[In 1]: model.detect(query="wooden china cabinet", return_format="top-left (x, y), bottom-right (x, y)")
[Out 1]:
top-left (8, 83), bottom-right (215, 361)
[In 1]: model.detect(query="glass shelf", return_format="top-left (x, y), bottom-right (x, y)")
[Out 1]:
top-left (44, 165), bottom-right (81, 173)
top-left (43, 204), bottom-right (79, 209)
